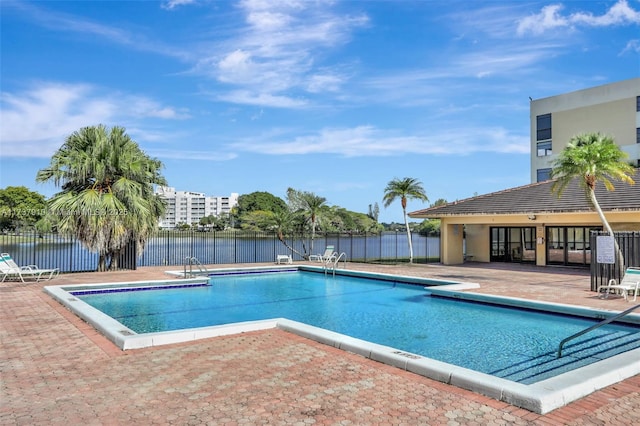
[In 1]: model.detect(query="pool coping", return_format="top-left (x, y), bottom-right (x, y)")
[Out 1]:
top-left (43, 266), bottom-right (640, 414)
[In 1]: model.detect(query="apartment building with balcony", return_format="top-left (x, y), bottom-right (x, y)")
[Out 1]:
top-left (155, 186), bottom-right (239, 229)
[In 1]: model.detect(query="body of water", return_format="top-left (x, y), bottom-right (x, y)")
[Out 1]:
top-left (3, 232), bottom-right (440, 272)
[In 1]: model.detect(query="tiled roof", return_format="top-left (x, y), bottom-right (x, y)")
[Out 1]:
top-left (409, 170), bottom-right (640, 218)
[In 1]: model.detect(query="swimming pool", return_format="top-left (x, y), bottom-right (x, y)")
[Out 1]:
top-left (45, 265), bottom-right (640, 414)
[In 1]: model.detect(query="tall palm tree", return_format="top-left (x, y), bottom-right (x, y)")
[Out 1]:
top-left (550, 132), bottom-right (635, 273)
top-left (383, 177), bottom-right (428, 264)
top-left (36, 125), bottom-right (167, 271)
top-left (286, 188), bottom-right (327, 256)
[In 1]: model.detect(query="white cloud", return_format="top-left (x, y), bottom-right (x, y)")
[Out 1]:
top-left (161, 0), bottom-right (199, 10)
top-left (517, 0), bottom-right (640, 36)
top-left (517, 4), bottom-right (569, 36)
top-left (455, 46), bottom-right (561, 78)
top-left (6, 1), bottom-right (188, 59)
top-left (621, 39), bottom-right (640, 54)
top-left (229, 125), bottom-right (530, 157)
top-left (126, 97), bottom-right (191, 119)
top-left (195, 0), bottom-right (368, 108)
top-left (306, 73), bottom-right (344, 93)
top-left (246, 10), bottom-right (293, 30)
top-left (217, 90), bottom-right (308, 108)
top-left (0, 82), bottom-right (189, 158)
top-left (146, 149), bottom-right (238, 161)
top-left (0, 83), bottom-right (114, 157)
top-left (571, 0), bottom-right (640, 26)
top-left (357, 40), bottom-right (561, 109)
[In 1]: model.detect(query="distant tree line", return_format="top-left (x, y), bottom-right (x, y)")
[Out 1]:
top-left (0, 187), bottom-right (443, 237)
top-left (0, 125), bottom-right (444, 268)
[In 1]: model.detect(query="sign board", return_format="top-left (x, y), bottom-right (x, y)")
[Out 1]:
top-left (596, 235), bottom-right (615, 264)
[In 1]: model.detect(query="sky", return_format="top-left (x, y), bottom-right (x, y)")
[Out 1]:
top-left (1, 0), bottom-right (639, 223)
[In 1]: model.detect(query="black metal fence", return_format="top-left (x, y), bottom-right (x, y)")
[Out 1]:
top-left (590, 231), bottom-right (640, 291)
top-left (0, 230), bottom-right (441, 273)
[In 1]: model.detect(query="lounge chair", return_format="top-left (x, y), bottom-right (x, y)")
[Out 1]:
top-left (276, 254), bottom-right (293, 264)
top-left (599, 267), bottom-right (640, 302)
top-left (0, 253), bottom-right (60, 283)
top-left (309, 245), bottom-right (336, 262)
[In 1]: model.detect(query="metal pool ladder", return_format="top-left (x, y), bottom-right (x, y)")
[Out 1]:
top-left (557, 302), bottom-right (640, 358)
top-left (183, 256), bottom-right (208, 278)
top-left (324, 252), bottom-right (347, 276)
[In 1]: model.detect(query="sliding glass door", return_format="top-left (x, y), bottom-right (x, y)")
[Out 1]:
top-left (546, 226), bottom-right (600, 266)
top-left (490, 227), bottom-right (536, 263)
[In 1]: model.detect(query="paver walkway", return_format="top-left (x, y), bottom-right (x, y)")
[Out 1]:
top-left (1, 262), bottom-right (639, 425)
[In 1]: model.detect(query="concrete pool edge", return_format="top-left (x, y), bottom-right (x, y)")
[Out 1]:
top-left (43, 270), bottom-right (640, 415)
top-left (274, 318), bottom-right (640, 414)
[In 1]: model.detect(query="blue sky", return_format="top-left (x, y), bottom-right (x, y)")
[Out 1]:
top-left (1, 0), bottom-right (639, 223)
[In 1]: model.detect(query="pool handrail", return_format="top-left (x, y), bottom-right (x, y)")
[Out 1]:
top-left (557, 302), bottom-right (640, 358)
top-left (183, 256), bottom-right (208, 278)
top-left (324, 252), bottom-right (347, 276)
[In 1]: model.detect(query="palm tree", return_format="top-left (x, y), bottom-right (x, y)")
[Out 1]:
top-left (550, 132), bottom-right (635, 274)
top-left (286, 188), bottom-right (327, 256)
top-left (383, 177), bottom-right (428, 264)
top-left (36, 125), bottom-right (167, 271)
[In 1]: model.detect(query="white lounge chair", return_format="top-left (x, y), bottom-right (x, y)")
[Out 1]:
top-left (599, 267), bottom-right (640, 302)
top-left (0, 253), bottom-right (60, 283)
top-left (276, 254), bottom-right (292, 264)
top-left (309, 245), bottom-right (336, 262)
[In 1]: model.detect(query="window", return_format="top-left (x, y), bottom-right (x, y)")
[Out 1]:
top-left (537, 168), bottom-right (552, 182)
top-left (637, 96), bottom-right (640, 112)
top-left (536, 113), bottom-right (552, 141)
top-left (536, 141), bottom-right (552, 156)
top-left (637, 127), bottom-right (640, 144)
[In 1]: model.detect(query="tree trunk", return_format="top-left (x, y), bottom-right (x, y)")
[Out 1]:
top-left (403, 207), bottom-right (414, 264)
top-left (109, 252), bottom-right (119, 271)
top-left (589, 189), bottom-right (625, 277)
top-left (310, 216), bottom-right (316, 255)
top-left (97, 255), bottom-right (107, 272)
top-left (277, 232), bottom-right (305, 259)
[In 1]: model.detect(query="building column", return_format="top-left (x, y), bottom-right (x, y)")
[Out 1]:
top-left (441, 223), bottom-right (465, 265)
top-left (535, 225), bottom-right (546, 266)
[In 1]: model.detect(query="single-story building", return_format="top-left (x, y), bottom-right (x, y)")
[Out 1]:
top-left (409, 171), bottom-right (640, 266)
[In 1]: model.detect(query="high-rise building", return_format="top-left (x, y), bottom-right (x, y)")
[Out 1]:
top-left (155, 186), bottom-right (239, 229)
top-left (530, 78), bottom-right (640, 183)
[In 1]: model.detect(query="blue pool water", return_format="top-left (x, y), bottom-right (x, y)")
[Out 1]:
top-left (75, 271), bottom-right (640, 384)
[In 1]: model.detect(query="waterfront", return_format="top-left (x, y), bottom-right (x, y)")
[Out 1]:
top-left (1, 231), bottom-right (440, 272)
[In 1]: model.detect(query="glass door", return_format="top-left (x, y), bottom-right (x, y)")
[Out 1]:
top-left (546, 226), bottom-right (600, 266)
top-left (490, 228), bottom-right (507, 262)
top-left (491, 227), bottom-right (536, 263)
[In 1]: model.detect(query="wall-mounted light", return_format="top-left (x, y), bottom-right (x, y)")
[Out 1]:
top-left (528, 214), bottom-right (536, 220)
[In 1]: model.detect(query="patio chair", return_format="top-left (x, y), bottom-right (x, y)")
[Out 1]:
top-left (309, 245), bottom-right (336, 262)
top-left (599, 267), bottom-right (640, 302)
top-left (0, 253), bottom-right (60, 283)
top-left (276, 254), bottom-right (293, 264)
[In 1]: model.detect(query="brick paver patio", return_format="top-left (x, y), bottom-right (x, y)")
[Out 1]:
top-left (1, 262), bottom-right (639, 425)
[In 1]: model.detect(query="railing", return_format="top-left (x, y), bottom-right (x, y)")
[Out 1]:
top-left (557, 302), bottom-right (640, 358)
top-left (324, 252), bottom-right (347, 276)
top-left (183, 256), bottom-right (208, 278)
